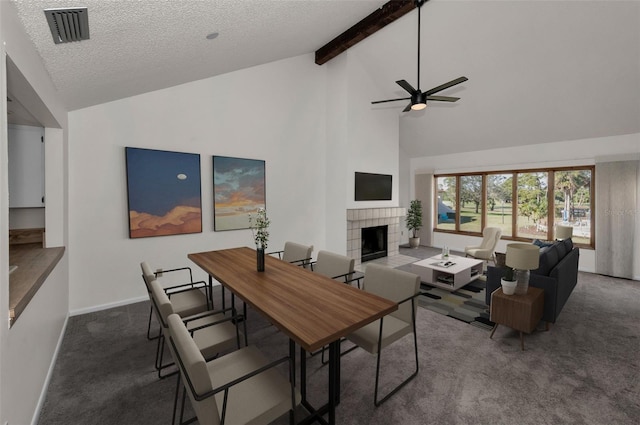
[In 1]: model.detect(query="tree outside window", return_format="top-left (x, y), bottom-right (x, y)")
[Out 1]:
top-left (460, 175), bottom-right (482, 233)
top-left (433, 166), bottom-right (593, 248)
top-left (487, 173), bottom-right (513, 237)
top-left (517, 172), bottom-right (548, 239)
top-left (554, 169), bottom-right (591, 244)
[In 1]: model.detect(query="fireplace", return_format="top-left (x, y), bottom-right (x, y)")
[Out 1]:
top-left (361, 225), bottom-right (388, 262)
top-left (347, 207), bottom-right (406, 266)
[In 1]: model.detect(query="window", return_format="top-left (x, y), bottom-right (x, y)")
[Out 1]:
top-left (516, 172), bottom-right (548, 240)
top-left (487, 173), bottom-right (513, 237)
top-left (436, 176), bottom-right (457, 231)
top-left (434, 166), bottom-right (594, 248)
top-left (459, 175), bottom-right (482, 233)
top-left (554, 169), bottom-right (591, 245)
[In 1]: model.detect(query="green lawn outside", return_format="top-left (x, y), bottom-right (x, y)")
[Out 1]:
top-left (436, 203), bottom-right (590, 245)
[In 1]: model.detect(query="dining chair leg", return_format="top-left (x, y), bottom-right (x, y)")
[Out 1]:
top-left (147, 306), bottom-right (161, 340)
top-left (172, 374), bottom-right (181, 425)
top-left (373, 306), bottom-right (420, 406)
top-left (155, 334), bottom-right (178, 379)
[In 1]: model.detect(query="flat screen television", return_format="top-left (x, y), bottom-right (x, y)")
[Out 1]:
top-left (354, 172), bottom-right (392, 201)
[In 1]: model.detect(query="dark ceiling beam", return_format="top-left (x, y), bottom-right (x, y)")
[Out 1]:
top-left (315, 0), bottom-right (416, 65)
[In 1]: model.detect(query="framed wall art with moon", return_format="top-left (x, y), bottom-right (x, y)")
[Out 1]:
top-left (125, 147), bottom-right (202, 238)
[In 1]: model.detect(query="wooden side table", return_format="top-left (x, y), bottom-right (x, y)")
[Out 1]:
top-left (489, 286), bottom-right (544, 351)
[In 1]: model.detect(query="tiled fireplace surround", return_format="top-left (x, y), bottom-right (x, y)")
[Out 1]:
top-left (347, 207), bottom-right (407, 266)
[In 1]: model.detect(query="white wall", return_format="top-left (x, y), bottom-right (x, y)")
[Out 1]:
top-left (67, 43), bottom-right (408, 312)
top-left (1, 1), bottom-right (69, 424)
top-left (67, 54), bottom-right (329, 312)
top-left (323, 46), bottom-right (403, 253)
top-left (2, 254), bottom-right (68, 425)
top-left (409, 133), bottom-right (640, 275)
top-left (44, 127), bottom-right (65, 247)
top-left (398, 146), bottom-right (411, 245)
top-left (345, 40), bottom-right (401, 212)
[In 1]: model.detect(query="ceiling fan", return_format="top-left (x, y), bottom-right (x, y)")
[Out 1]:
top-left (372, 0), bottom-right (468, 112)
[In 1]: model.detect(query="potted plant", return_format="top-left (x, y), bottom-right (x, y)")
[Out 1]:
top-left (249, 207), bottom-right (270, 272)
top-left (406, 199), bottom-right (423, 248)
top-left (500, 266), bottom-right (517, 295)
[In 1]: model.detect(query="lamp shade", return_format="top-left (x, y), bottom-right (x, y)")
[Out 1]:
top-left (556, 225), bottom-right (573, 240)
top-left (505, 243), bottom-right (540, 270)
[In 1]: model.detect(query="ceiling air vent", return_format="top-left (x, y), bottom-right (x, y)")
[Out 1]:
top-left (44, 7), bottom-right (90, 44)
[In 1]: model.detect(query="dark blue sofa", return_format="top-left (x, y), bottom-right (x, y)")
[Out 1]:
top-left (486, 238), bottom-right (579, 324)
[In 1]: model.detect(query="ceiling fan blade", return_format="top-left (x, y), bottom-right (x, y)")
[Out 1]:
top-left (371, 97), bottom-right (411, 105)
top-left (396, 80), bottom-right (417, 94)
top-left (426, 95), bottom-right (460, 102)
top-left (403, 103), bottom-right (412, 112)
top-left (424, 76), bottom-right (469, 96)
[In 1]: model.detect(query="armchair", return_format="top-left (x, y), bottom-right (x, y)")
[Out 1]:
top-left (464, 226), bottom-right (502, 263)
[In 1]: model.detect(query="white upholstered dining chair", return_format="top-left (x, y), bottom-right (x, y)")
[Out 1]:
top-left (311, 250), bottom-right (355, 283)
top-left (140, 261), bottom-right (210, 340)
top-left (269, 241), bottom-right (313, 268)
top-left (345, 263), bottom-right (421, 406)
top-left (149, 279), bottom-right (243, 379)
top-left (166, 313), bottom-right (299, 425)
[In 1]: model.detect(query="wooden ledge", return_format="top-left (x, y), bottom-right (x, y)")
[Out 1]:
top-left (9, 243), bottom-right (65, 327)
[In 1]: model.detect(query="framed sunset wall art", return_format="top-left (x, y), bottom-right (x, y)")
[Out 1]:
top-left (125, 147), bottom-right (202, 238)
top-left (213, 156), bottom-right (266, 231)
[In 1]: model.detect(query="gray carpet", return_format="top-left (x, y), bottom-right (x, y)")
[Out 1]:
top-left (38, 254), bottom-right (640, 424)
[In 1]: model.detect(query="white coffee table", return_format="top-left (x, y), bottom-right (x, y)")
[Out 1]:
top-left (410, 255), bottom-right (484, 291)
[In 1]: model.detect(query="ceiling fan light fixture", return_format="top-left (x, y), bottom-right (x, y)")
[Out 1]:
top-left (370, 0), bottom-right (468, 112)
top-left (410, 92), bottom-right (427, 110)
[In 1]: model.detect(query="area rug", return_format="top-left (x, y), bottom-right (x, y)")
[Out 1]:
top-left (396, 263), bottom-right (495, 330)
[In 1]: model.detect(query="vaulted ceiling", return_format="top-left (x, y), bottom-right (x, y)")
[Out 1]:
top-left (8, 0), bottom-right (640, 158)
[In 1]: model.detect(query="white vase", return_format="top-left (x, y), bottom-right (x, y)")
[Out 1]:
top-left (501, 279), bottom-right (517, 295)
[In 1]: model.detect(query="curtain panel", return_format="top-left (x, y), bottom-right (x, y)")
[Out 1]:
top-left (595, 160), bottom-right (639, 279)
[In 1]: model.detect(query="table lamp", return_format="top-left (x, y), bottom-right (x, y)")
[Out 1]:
top-left (556, 225), bottom-right (573, 240)
top-left (506, 243), bottom-right (540, 295)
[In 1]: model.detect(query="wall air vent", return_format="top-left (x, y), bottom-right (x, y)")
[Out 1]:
top-left (44, 7), bottom-right (90, 44)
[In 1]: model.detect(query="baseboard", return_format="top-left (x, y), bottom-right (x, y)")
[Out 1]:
top-left (31, 313), bottom-right (69, 425)
top-left (69, 295), bottom-right (148, 317)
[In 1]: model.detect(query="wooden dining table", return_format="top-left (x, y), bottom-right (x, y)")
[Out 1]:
top-left (188, 246), bottom-right (397, 425)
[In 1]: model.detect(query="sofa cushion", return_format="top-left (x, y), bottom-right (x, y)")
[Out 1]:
top-left (532, 244), bottom-right (559, 276)
top-left (555, 240), bottom-right (567, 259)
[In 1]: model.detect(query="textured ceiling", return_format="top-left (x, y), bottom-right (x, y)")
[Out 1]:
top-left (9, 0), bottom-right (386, 111)
top-left (7, 0), bottom-right (640, 158)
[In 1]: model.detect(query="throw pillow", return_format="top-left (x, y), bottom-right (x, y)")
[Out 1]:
top-left (555, 240), bottom-right (567, 259)
top-left (563, 238), bottom-right (574, 252)
top-left (534, 244), bottom-right (559, 276)
top-left (533, 239), bottom-right (554, 248)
